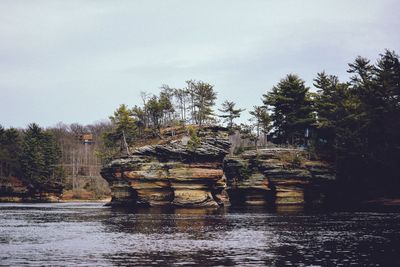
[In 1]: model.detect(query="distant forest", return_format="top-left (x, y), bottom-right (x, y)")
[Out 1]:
top-left (1, 50), bottom-right (399, 196)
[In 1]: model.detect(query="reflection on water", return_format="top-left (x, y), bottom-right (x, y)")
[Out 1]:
top-left (1, 203), bottom-right (400, 266)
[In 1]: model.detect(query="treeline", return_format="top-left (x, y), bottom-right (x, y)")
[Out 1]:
top-left (0, 124), bottom-right (63, 193)
top-left (0, 122), bottom-right (111, 197)
top-left (1, 49), bottom-right (399, 195)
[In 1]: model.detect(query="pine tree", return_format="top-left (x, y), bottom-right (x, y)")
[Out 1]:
top-left (218, 100), bottom-right (245, 132)
top-left (313, 72), bottom-right (346, 155)
top-left (346, 51), bottom-right (400, 187)
top-left (20, 123), bottom-right (63, 190)
top-left (103, 104), bottom-right (138, 156)
top-left (0, 126), bottom-right (21, 178)
top-left (186, 80), bottom-right (217, 126)
top-left (159, 87), bottom-right (175, 126)
top-left (131, 105), bottom-right (146, 135)
top-left (375, 50), bottom-right (400, 162)
top-left (263, 74), bottom-right (314, 145)
top-left (145, 96), bottom-right (163, 132)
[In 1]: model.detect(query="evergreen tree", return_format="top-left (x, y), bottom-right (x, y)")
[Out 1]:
top-left (103, 104), bottom-right (138, 155)
top-left (186, 80), bottom-right (217, 126)
top-left (218, 100), bottom-right (245, 132)
top-left (312, 51), bottom-right (400, 191)
top-left (0, 126), bottom-right (21, 178)
top-left (239, 123), bottom-right (257, 149)
top-left (263, 74), bottom-right (314, 145)
top-left (345, 51), bottom-right (400, 187)
top-left (159, 87), bottom-right (175, 126)
top-left (20, 123), bottom-right (63, 190)
top-left (374, 50), bottom-right (400, 166)
top-left (313, 72), bottom-right (350, 156)
top-left (131, 105), bottom-right (146, 135)
top-left (145, 96), bottom-right (163, 132)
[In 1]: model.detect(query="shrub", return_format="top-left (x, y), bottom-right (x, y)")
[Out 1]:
top-left (280, 152), bottom-right (304, 168)
top-left (233, 146), bottom-right (245, 155)
top-left (187, 125), bottom-right (201, 151)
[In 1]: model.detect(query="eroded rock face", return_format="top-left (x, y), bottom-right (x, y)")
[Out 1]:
top-left (101, 134), bottom-right (230, 207)
top-left (101, 126), bottom-right (336, 208)
top-left (224, 148), bottom-right (335, 206)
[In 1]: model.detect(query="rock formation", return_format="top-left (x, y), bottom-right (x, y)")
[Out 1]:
top-left (101, 127), bottom-right (336, 208)
top-left (101, 127), bottom-right (230, 207)
top-left (224, 148), bottom-right (335, 206)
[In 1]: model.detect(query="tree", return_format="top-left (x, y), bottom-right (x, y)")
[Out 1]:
top-left (374, 50), bottom-right (400, 158)
top-left (186, 80), bottom-right (217, 126)
top-left (342, 51), bottom-right (400, 187)
top-left (159, 86), bottom-right (175, 126)
top-left (218, 100), bottom-right (245, 132)
top-left (103, 104), bottom-right (138, 155)
top-left (173, 88), bottom-right (189, 122)
top-left (263, 74), bottom-right (315, 145)
top-left (239, 123), bottom-right (257, 149)
top-left (186, 125), bottom-right (201, 151)
top-left (0, 126), bottom-right (21, 179)
top-left (310, 51), bottom-right (400, 192)
top-left (374, 50), bottom-right (400, 186)
top-left (186, 80), bottom-right (197, 124)
top-left (140, 91), bottom-right (151, 128)
top-left (313, 72), bottom-right (346, 155)
top-left (20, 123), bottom-right (63, 191)
top-left (249, 106), bottom-right (271, 149)
top-left (48, 121), bottom-right (112, 198)
top-left (131, 105), bottom-right (146, 135)
top-left (145, 96), bottom-right (163, 132)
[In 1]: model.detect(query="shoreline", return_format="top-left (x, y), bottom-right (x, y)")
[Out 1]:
top-left (2, 197), bottom-right (400, 211)
top-left (0, 197), bottom-right (112, 204)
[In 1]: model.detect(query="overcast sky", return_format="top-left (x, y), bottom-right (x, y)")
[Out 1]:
top-left (1, 0), bottom-right (399, 128)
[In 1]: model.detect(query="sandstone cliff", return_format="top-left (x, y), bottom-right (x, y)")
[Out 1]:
top-left (101, 127), bottom-right (230, 207)
top-left (224, 148), bottom-right (335, 206)
top-left (101, 127), bottom-right (336, 208)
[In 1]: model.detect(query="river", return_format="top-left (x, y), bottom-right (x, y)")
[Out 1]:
top-left (0, 203), bottom-right (399, 266)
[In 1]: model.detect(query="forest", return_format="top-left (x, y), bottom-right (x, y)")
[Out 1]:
top-left (1, 49), bottom-right (399, 198)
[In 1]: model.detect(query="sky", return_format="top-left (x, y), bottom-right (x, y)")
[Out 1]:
top-left (1, 0), bottom-right (399, 128)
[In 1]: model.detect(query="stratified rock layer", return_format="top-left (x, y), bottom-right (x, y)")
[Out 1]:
top-left (101, 126), bottom-right (336, 207)
top-left (224, 148), bottom-right (335, 206)
top-left (101, 131), bottom-right (230, 207)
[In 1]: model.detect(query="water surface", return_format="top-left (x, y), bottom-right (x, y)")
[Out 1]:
top-left (1, 203), bottom-right (399, 266)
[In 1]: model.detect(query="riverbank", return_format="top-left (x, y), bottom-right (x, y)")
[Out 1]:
top-left (0, 196), bottom-right (111, 203)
